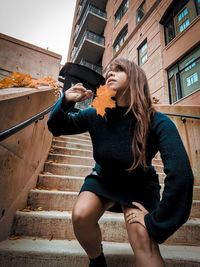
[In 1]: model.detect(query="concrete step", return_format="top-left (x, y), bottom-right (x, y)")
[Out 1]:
top-left (54, 136), bottom-right (92, 145)
top-left (191, 201), bottom-right (200, 218)
top-left (63, 132), bottom-right (90, 139)
top-left (11, 211), bottom-right (200, 245)
top-left (154, 164), bottom-right (164, 173)
top-left (157, 172), bottom-right (165, 183)
top-left (27, 188), bottom-right (200, 217)
top-left (50, 145), bottom-right (93, 157)
top-left (0, 238), bottom-right (200, 267)
top-left (52, 140), bottom-right (93, 150)
top-left (27, 189), bottom-right (78, 211)
top-left (38, 174), bottom-right (84, 191)
top-left (44, 162), bottom-right (92, 177)
top-left (65, 134), bottom-right (91, 141)
top-left (47, 153), bottom-right (95, 166)
top-left (152, 158), bottom-right (163, 166)
top-left (44, 162), bottom-right (165, 184)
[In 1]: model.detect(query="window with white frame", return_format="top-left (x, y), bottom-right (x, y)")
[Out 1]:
top-left (115, 0), bottom-right (129, 27)
top-left (138, 40), bottom-right (148, 65)
top-left (113, 24), bottom-right (128, 55)
top-left (167, 45), bottom-right (200, 103)
top-left (161, 0), bottom-right (200, 45)
top-left (136, 1), bottom-right (145, 24)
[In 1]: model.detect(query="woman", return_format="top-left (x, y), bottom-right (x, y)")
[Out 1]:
top-left (47, 58), bottom-right (194, 267)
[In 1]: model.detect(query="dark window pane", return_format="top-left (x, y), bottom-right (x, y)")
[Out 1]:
top-left (168, 46), bottom-right (200, 103)
top-left (138, 41), bottom-right (148, 65)
top-left (113, 25), bottom-right (128, 54)
top-left (115, 0), bottom-right (129, 26)
top-left (196, 0), bottom-right (200, 14)
top-left (165, 19), bottom-right (175, 44)
top-left (163, 0), bottom-right (198, 45)
top-left (136, 2), bottom-right (145, 24)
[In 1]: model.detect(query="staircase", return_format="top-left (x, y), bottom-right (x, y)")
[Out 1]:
top-left (0, 133), bottom-right (200, 266)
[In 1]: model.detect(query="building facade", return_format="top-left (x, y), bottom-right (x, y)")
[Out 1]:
top-left (68, 0), bottom-right (200, 105)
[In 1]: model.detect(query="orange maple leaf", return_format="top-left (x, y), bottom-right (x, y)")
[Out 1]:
top-left (91, 85), bottom-right (117, 117)
top-left (0, 72), bottom-right (58, 89)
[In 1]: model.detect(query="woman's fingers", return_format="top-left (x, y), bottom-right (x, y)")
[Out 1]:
top-left (124, 202), bottom-right (149, 228)
top-left (65, 83), bottom-right (93, 102)
top-left (132, 201), bottom-right (148, 213)
top-left (125, 210), bottom-right (146, 228)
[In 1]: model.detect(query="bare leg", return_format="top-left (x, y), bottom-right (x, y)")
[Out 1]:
top-left (122, 205), bottom-right (165, 267)
top-left (72, 191), bottom-right (115, 259)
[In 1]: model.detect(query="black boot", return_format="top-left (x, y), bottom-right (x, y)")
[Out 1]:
top-left (89, 245), bottom-right (107, 267)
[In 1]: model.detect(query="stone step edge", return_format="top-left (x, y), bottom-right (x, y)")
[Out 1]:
top-left (38, 174), bottom-right (85, 179)
top-left (52, 140), bottom-right (92, 147)
top-left (55, 136), bottom-right (91, 142)
top-left (51, 145), bottom-right (93, 153)
top-left (38, 173), bottom-right (200, 189)
top-left (29, 188), bottom-right (200, 202)
top-left (44, 162), bottom-right (92, 168)
top-left (0, 238), bottom-right (200, 263)
top-left (14, 210), bottom-right (200, 226)
top-left (47, 153), bottom-right (94, 160)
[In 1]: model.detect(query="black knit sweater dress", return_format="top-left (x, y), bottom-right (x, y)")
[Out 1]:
top-left (47, 94), bottom-right (194, 244)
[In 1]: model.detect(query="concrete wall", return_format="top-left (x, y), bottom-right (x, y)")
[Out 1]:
top-left (0, 33), bottom-right (62, 80)
top-left (0, 87), bottom-right (57, 241)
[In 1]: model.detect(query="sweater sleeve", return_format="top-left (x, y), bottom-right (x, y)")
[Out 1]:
top-left (47, 94), bottom-right (91, 136)
top-left (144, 112), bottom-right (194, 244)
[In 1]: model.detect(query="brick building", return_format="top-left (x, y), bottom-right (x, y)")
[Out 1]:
top-left (67, 0), bottom-right (200, 105)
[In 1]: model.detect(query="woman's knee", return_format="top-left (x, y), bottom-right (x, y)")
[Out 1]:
top-left (128, 223), bottom-right (154, 254)
top-left (72, 203), bottom-right (91, 228)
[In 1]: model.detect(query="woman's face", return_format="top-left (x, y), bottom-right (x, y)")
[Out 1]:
top-left (105, 65), bottom-right (128, 92)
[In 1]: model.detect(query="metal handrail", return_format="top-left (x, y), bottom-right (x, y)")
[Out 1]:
top-left (0, 105), bottom-right (54, 142)
top-left (165, 113), bottom-right (200, 120)
top-left (1, 102), bottom-right (199, 142)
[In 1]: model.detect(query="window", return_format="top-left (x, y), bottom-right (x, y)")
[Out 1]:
top-left (160, 0), bottom-right (199, 45)
top-left (113, 24), bottom-right (128, 55)
top-left (136, 1), bottom-right (145, 24)
top-left (138, 40), bottom-right (148, 65)
top-left (115, 0), bottom-right (129, 27)
top-left (196, 0), bottom-right (200, 14)
top-left (167, 45), bottom-right (200, 103)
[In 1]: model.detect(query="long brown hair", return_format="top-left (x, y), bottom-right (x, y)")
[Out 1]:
top-left (106, 58), bottom-right (155, 171)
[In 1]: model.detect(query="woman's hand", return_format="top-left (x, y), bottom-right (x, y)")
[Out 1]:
top-left (65, 83), bottom-right (93, 103)
top-left (125, 202), bottom-right (149, 228)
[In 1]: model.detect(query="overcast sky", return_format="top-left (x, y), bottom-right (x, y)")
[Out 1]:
top-left (0, 0), bottom-right (76, 64)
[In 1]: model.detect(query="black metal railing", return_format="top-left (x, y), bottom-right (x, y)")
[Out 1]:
top-left (74, 4), bottom-right (106, 43)
top-left (1, 102), bottom-right (199, 142)
top-left (0, 105), bottom-right (54, 142)
top-left (77, 0), bottom-right (88, 19)
top-left (72, 30), bottom-right (105, 63)
top-left (80, 59), bottom-right (102, 74)
top-left (165, 113), bottom-right (200, 120)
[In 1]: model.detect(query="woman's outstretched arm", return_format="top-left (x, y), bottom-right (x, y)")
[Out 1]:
top-left (47, 83), bottom-right (93, 136)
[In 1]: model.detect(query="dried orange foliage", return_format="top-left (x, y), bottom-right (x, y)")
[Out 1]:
top-left (0, 72), bottom-right (58, 89)
top-left (36, 185), bottom-right (58, 191)
top-left (41, 171), bottom-right (53, 175)
top-left (9, 235), bottom-right (23, 240)
top-left (91, 85), bottom-right (116, 117)
top-left (22, 205), bottom-right (43, 212)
